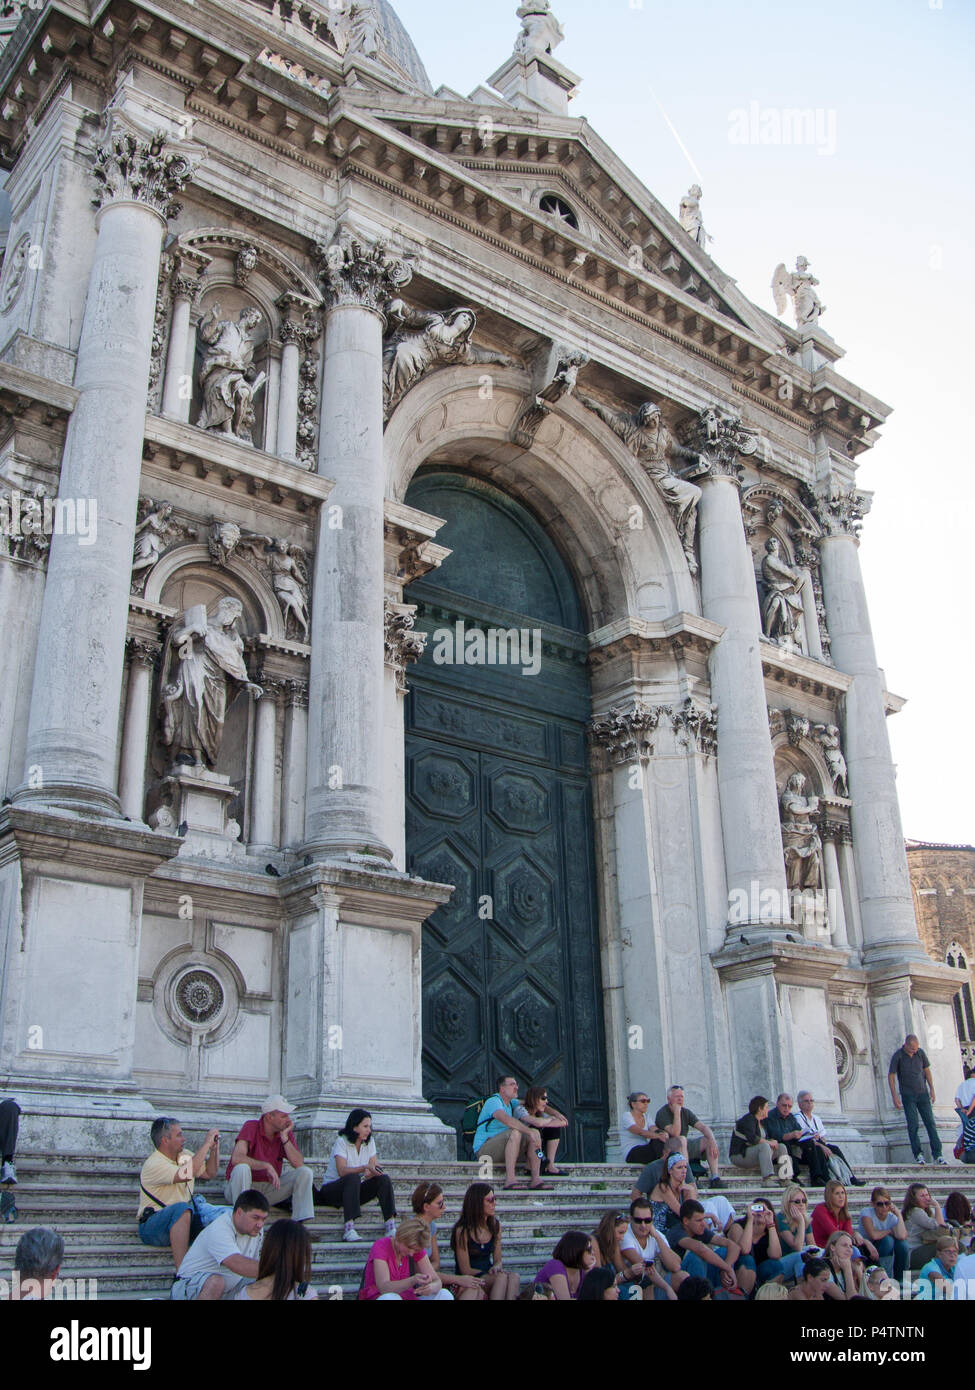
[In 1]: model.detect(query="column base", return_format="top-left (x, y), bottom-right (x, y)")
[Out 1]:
top-left (11, 781), bottom-right (124, 820)
top-left (300, 836), bottom-right (395, 864)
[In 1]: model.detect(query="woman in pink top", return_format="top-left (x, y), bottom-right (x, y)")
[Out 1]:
top-left (811, 1181), bottom-right (879, 1262)
top-left (359, 1217), bottom-right (452, 1301)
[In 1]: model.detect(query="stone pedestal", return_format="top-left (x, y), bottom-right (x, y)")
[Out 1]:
top-left (698, 473), bottom-right (790, 931)
top-left (160, 766), bottom-right (245, 861)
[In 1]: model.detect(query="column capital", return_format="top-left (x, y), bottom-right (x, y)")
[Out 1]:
top-left (800, 482), bottom-right (872, 540)
top-left (315, 228), bottom-right (412, 315)
top-left (384, 598), bottom-right (426, 693)
top-left (682, 404), bottom-right (763, 487)
top-left (588, 700), bottom-right (661, 764)
top-left (287, 677), bottom-right (309, 709)
top-left (90, 114), bottom-right (204, 222)
top-left (125, 635), bottom-right (161, 669)
top-left (169, 249), bottom-right (210, 303)
top-left (670, 696), bottom-right (718, 757)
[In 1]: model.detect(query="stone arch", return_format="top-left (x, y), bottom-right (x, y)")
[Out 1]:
top-left (146, 544), bottom-right (285, 641)
top-left (176, 228), bottom-right (321, 303)
top-left (770, 733), bottom-right (832, 798)
top-left (385, 367), bottom-right (697, 628)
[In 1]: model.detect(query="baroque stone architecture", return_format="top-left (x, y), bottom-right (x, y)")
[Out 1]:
top-left (0, 0), bottom-right (960, 1160)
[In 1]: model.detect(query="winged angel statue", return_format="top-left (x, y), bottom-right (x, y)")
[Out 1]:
top-left (771, 256), bottom-right (825, 329)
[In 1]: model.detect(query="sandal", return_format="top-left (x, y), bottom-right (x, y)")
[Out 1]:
top-left (503, 1181), bottom-right (526, 1190)
top-left (528, 1181), bottom-right (553, 1191)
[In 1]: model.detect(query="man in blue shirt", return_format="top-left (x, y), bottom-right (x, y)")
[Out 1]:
top-left (473, 1076), bottom-right (549, 1190)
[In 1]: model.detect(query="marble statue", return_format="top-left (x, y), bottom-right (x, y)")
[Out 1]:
top-left (383, 300), bottom-right (514, 415)
top-left (779, 772), bottom-right (823, 891)
top-left (264, 537), bottom-right (310, 643)
top-left (513, 0), bottom-right (565, 57)
top-left (207, 519), bottom-right (245, 568)
top-left (679, 184), bottom-right (711, 248)
top-left (329, 0), bottom-right (381, 58)
top-left (761, 537), bottom-right (805, 645)
top-left (771, 256), bottom-right (825, 328)
top-left (160, 596), bottom-right (262, 769)
top-left (132, 501), bottom-right (177, 575)
top-left (196, 304), bottom-right (267, 443)
top-left (814, 723), bottom-right (849, 798)
top-left (578, 395), bottom-right (703, 573)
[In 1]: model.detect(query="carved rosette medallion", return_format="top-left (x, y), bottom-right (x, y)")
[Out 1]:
top-left (384, 598), bottom-right (426, 693)
top-left (588, 701), bottom-right (661, 765)
top-left (315, 230), bottom-right (412, 315)
top-left (90, 118), bottom-right (202, 220)
top-left (173, 968), bottom-right (224, 1026)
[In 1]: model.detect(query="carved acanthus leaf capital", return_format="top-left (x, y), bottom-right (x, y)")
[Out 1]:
top-left (671, 697), bottom-right (718, 756)
top-left (588, 700), bottom-right (661, 764)
top-left (287, 678), bottom-right (309, 709)
top-left (126, 635), bottom-right (162, 668)
top-left (316, 230), bottom-right (412, 314)
top-left (384, 598), bottom-right (426, 693)
top-left (90, 116), bottom-right (202, 220)
top-left (680, 404), bottom-right (761, 484)
top-left (800, 482), bottom-right (872, 539)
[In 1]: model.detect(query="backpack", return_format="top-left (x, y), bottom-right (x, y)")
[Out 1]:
top-left (826, 1153), bottom-right (854, 1186)
top-left (461, 1098), bottom-right (489, 1157)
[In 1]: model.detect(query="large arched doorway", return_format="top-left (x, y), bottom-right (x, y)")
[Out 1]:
top-left (404, 469), bottom-right (608, 1159)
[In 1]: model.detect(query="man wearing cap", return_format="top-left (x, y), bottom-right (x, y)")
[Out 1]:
top-left (224, 1094), bottom-right (314, 1221)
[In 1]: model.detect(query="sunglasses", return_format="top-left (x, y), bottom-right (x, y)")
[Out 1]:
top-left (875, 1200), bottom-right (891, 1207)
top-left (632, 1217), bottom-right (653, 1225)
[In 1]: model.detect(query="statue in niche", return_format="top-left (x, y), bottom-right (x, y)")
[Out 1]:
top-left (679, 184), bottom-right (711, 249)
top-left (779, 772), bottom-right (823, 891)
top-left (196, 304), bottom-right (267, 443)
top-left (382, 300), bottom-right (514, 415)
top-left (513, 0), bottom-right (565, 57)
top-left (578, 395), bottom-right (703, 573)
top-left (814, 723), bottom-right (849, 798)
top-left (131, 500), bottom-right (187, 579)
top-left (264, 538), bottom-right (310, 643)
top-left (771, 256), bottom-right (825, 328)
top-left (761, 537), bottom-right (805, 646)
top-left (159, 596), bottom-right (262, 769)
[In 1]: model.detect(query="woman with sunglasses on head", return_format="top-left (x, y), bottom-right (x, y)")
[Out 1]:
top-left (648, 1152), bottom-right (696, 1239)
top-left (776, 1183), bottom-right (812, 1256)
top-left (411, 1180), bottom-right (486, 1301)
top-left (620, 1091), bottom-right (666, 1164)
top-left (450, 1181), bottom-right (520, 1300)
top-left (516, 1086), bottom-right (570, 1176)
top-left (536, 1229), bottom-right (599, 1300)
top-left (857, 1186), bottom-right (909, 1280)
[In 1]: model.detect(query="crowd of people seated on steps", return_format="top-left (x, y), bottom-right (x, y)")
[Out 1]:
top-left (4, 1070), bottom-right (975, 1301)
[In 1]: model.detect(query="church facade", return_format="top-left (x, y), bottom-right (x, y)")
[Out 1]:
top-left (0, 0), bottom-right (960, 1161)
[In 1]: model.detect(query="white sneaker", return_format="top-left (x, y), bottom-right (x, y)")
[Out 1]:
top-left (935, 1156), bottom-right (949, 1165)
top-left (913, 1154), bottom-right (926, 1165)
top-left (0, 1161), bottom-right (16, 1185)
top-left (343, 1226), bottom-right (363, 1242)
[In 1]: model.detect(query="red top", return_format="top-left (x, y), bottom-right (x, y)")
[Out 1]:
top-left (225, 1118), bottom-right (300, 1181)
top-left (811, 1202), bottom-right (854, 1248)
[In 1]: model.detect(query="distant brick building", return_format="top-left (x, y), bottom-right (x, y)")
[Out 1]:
top-left (907, 842), bottom-right (975, 1071)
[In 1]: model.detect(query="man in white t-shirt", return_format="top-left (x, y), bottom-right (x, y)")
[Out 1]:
top-left (171, 1190), bottom-right (269, 1300)
top-left (619, 1198), bottom-right (684, 1298)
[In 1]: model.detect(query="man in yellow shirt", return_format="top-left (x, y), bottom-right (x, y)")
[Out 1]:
top-left (137, 1116), bottom-right (225, 1269)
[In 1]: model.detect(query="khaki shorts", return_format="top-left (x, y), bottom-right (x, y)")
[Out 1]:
top-left (475, 1130), bottom-right (532, 1166)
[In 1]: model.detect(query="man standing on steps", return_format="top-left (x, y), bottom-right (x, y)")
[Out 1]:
top-left (225, 1094), bottom-right (315, 1221)
top-left (137, 1117), bottom-right (225, 1269)
top-left (654, 1085), bottom-right (724, 1189)
top-left (888, 1034), bottom-right (947, 1166)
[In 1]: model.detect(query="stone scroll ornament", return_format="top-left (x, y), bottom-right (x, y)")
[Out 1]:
top-left (196, 304), bottom-right (267, 444)
top-left (577, 394), bottom-right (703, 573)
top-left (382, 300), bottom-right (516, 417)
top-left (159, 596), bottom-right (263, 769)
top-left (771, 256), bottom-right (825, 329)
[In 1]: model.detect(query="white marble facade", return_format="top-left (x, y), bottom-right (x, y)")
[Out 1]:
top-left (0, 0), bottom-right (961, 1159)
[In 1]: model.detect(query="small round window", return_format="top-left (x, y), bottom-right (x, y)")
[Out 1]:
top-left (539, 194), bottom-right (578, 229)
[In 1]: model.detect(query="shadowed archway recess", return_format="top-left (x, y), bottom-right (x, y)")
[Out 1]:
top-left (404, 469), bottom-right (608, 1159)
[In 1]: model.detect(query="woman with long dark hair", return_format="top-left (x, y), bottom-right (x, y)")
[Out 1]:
top-left (234, 1219), bottom-right (317, 1300)
top-left (903, 1182), bottom-right (949, 1269)
top-left (535, 1229), bottom-right (598, 1300)
top-left (517, 1086), bottom-right (570, 1176)
top-left (450, 1182), bottom-right (519, 1300)
top-left (411, 1180), bottom-right (485, 1301)
top-left (316, 1108), bottom-right (397, 1243)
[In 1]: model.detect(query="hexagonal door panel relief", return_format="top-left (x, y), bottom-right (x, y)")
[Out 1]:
top-left (424, 970), bottom-right (482, 1075)
top-left (488, 770), bottom-right (550, 834)
top-left (413, 841), bottom-right (476, 939)
top-left (497, 982), bottom-right (560, 1074)
top-left (412, 752), bottom-right (476, 821)
top-left (494, 855), bottom-right (555, 948)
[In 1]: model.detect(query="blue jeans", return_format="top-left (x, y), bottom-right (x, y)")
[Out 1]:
top-left (681, 1249), bottom-right (723, 1289)
top-left (137, 1198), bottom-right (226, 1247)
top-left (874, 1233), bottom-right (910, 1278)
top-left (902, 1092), bottom-right (942, 1159)
top-left (757, 1251), bottom-right (806, 1284)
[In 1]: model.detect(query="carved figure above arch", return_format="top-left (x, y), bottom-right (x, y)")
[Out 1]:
top-left (382, 299), bottom-right (516, 418)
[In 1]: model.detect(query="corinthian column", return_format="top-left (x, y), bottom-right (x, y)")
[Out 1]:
top-left (303, 230), bottom-right (412, 859)
top-left (14, 116), bottom-right (201, 817)
top-left (814, 490), bottom-right (924, 959)
top-left (696, 436), bottom-right (790, 932)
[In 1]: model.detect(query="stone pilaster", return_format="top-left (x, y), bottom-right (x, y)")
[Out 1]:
top-left (161, 252), bottom-right (208, 421)
top-left (250, 674), bottom-right (287, 853)
top-left (117, 637), bottom-right (160, 821)
top-left (815, 491), bottom-right (924, 961)
top-left (13, 116), bottom-right (201, 817)
top-left (303, 230), bottom-right (412, 860)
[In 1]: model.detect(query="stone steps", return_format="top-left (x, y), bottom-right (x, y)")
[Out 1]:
top-left (3, 1153), bottom-right (966, 1300)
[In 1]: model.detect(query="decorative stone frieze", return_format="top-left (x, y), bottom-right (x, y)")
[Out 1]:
top-left (384, 598), bottom-right (427, 693)
top-left (315, 230), bottom-right (413, 315)
top-left (90, 118), bottom-right (201, 220)
top-left (671, 697), bottom-right (717, 756)
top-left (588, 700), bottom-right (661, 764)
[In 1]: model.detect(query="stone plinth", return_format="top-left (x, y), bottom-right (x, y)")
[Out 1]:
top-left (160, 766), bottom-right (245, 861)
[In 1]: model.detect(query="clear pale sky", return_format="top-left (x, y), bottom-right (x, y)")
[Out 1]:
top-left (394, 0), bottom-right (974, 844)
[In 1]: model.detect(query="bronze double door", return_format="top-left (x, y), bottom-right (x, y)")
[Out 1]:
top-left (404, 471), bottom-right (608, 1159)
